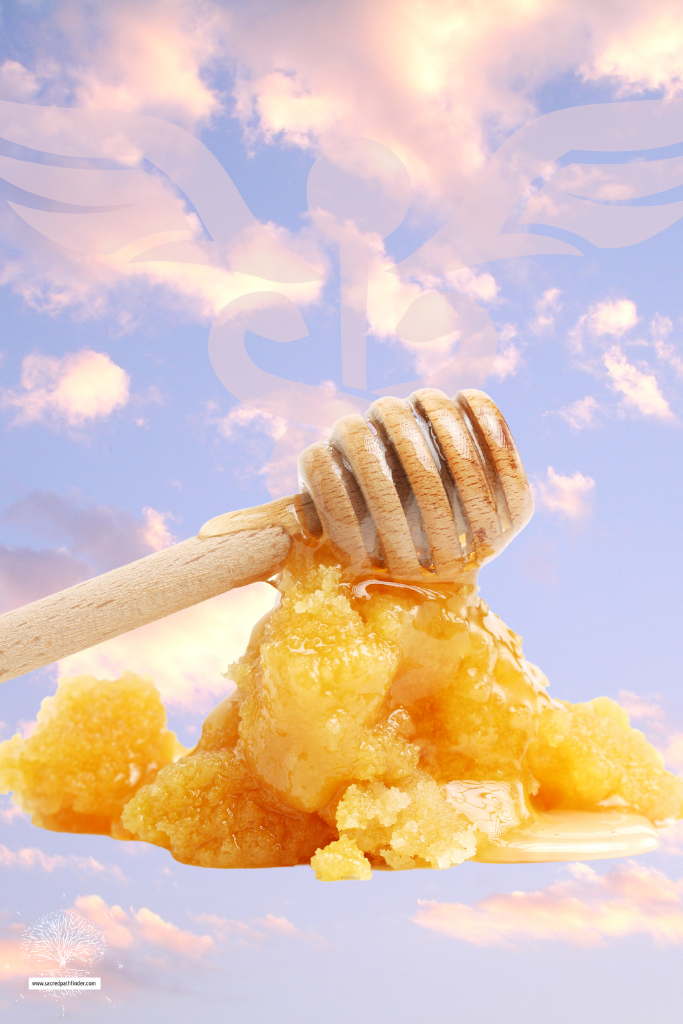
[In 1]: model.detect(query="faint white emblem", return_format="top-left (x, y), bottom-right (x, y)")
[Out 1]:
top-left (21, 909), bottom-right (106, 999)
top-left (1, 97), bottom-right (682, 489)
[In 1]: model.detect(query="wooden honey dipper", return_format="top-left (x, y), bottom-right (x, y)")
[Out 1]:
top-left (0, 387), bottom-right (532, 685)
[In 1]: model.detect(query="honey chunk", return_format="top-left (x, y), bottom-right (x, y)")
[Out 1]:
top-left (310, 835), bottom-right (372, 881)
top-left (525, 697), bottom-right (683, 824)
top-left (0, 672), bottom-right (184, 837)
top-left (232, 564), bottom-right (406, 812)
top-left (122, 748), bottom-right (333, 868)
top-left (333, 772), bottom-right (477, 870)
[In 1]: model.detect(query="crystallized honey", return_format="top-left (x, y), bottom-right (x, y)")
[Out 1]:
top-left (1, 553), bottom-right (680, 879)
top-left (0, 672), bottom-right (185, 838)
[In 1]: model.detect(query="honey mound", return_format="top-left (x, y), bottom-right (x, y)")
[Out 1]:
top-left (1, 557), bottom-right (682, 879)
top-left (0, 672), bottom-right (184, 837)
top-left (526, 697), bottom-right (683, 825)
top-left (121, 746), bottom-right (333, 868)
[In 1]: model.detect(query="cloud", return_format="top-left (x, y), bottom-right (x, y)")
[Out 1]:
top-left (0, 796), bottom-right (27, 825)
top-left (581, 6), bottom-right (683, 97)
top-left (662, 733), bottom-right (683, 774)
top-left (266, 423), bottom-right (329, 498)
top-left (0, 845), bottom-right (124, 879)
top-left (532, 466), bottom-right (595, 520)
top-left (191, 911), bottom-right (327, 948)
top-left (0, 545), bottom-right (92, 613)
top-left (558, 395), bottom-right (601, 430)
top-left (0, 60), bottom-right (40, 101)
top-left (73, 896), bottom-right (135, 950)
top-left (75, 895), bottom-right (214, 959)
top-left (139, 508), bottom-right (174, 551)
top-left (532, 288), bottom-right (562, 333)
top-left (32, 0), bottom-right (225, 128)
top-left (652, 317), bottom-right (683, 377)
top-left (658, 820), bottom-right (683, 855)
top-left (212, 403), bottom-right (288, 443)
top-left (448, 268), bottom-right (499, 303)
top-left (133, 907), bottom-right (214, 958)
top-left (12, 0), bottom-right (683, 207)
top-left (226, 1), bottom-right (677, 202)
top-left (0, 934), bottom-right (29, 979)
top-left (603, 346), bottom-right (675, 420)
top-left (4, 2), bottom-right (683, 336)
top-left (190, 913), bottom-right (265, 946)
top-left (414, 861), bottom-right (683, 947)
top-left (0, 210), bottom-right (324, 338)
top-left (490, 341), bottom-right (522, 381)
top-left (3, 3), bottom-right (683, 355)
top-left (4, 490), bottom-right (174, 568)
top-left (654, 340), bottom-right (683, 377)
top-left (58, 582), bottom-right (278, 711)
top-left (569, 298), bottom-right (639, 355)
top-left (617, 690), bottom-right (666, 723)
top-left (0, 491), bottom-right (175, 613)
top-left (587, 299), bottom-right (639, 338)
top-left (562, 305), bottom-right (677, 423)
top-left (0, 350), bottom-right (130, 429)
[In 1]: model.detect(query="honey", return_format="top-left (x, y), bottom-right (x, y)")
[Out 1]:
top-left (1, 551), bottom-right (680, 878)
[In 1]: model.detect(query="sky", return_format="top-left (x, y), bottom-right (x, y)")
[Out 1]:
top-left (1, 0), bottom-right (683, 1020)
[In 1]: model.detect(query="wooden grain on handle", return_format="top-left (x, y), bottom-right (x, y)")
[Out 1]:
top-left (0, 509), bottom-right (300, 685)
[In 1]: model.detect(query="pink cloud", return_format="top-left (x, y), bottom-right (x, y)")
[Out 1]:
top-left (414, 861), bottom-right (683, 947)
top-left (133, 908), bottom-right (214, 958)
top-left (532, 466), bottom-right (596, 520)
top-left (0, 349), bottom-right (130, 429)
top-left (227, 0), bottom-right (683, 203)
top-left (582, 6), bottom-right (683, 97)
top-left (192, 911), bottom-right (327, 948)
top-left (4, 490), bottom-right (174, 570)
top-left (0, 60), bottom-right (39, 101)
top-left (190, 913), bottom-right (265, 946)
top-left (74, 896), bottom-right (135, 950)
top-left (662, 733), bottom-right (683, 774)
top-left (617, 690), bottom-right (666, 723)
top-left (0, 796), bottom-right (27, 825)
top-left (75, 895), bottom-right (214, 959)
top-left (558, 396), bottom-right (601, 430)
top-left (658, 820), bottom-right (683, 855)
top-left (0, 544), bottom-right (91, 613)
top-left (3, 3), bottom-right (683, 335)
top-left (604, 346), bottom-right (675, 421)
top-left (22, 0), bottom-right (224, 128)
top-left (12, 1), bottom-right (683, 207)
top-left (0, 935), bottom-right (28, 978)
top-left (0, 491), bottom-right (177, 613)
top-left (0, 845), bottom-right (124, 879)
top-left (257, 914), bottom-right (299, 937)
top-left (58, 582), bottom-right (277, 711)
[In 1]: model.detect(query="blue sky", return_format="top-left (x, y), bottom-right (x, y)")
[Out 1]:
top-left (1, 1), bottom-right (683, 1020)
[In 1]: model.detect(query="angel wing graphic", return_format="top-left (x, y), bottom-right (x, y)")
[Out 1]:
top-left (0, 100), bottom-right (321, 282)
top-left (398, 97), bottom-right (683, 275)
top-left (1, 96), bottom-right (683, 479)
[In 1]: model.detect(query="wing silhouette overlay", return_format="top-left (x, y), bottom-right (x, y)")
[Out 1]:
top-left (0, 100), bottom-right (321, 283)
top-left (399, 98), bottom-right (683, 276)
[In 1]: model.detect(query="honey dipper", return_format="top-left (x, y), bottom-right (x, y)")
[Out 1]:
top-left (0, 387), bottom-right (532, 685)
